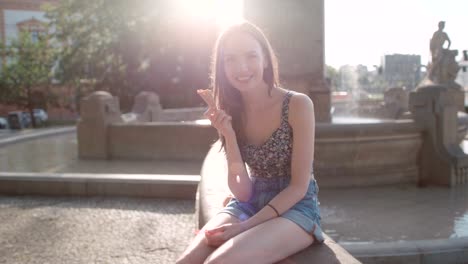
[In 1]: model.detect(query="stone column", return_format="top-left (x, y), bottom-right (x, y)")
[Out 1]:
top-left (409, 85), bottom-right (468, 186)
top-left (244, 0), bottom-right (331, 122)
top-left (77, 91), bottom-right (123, 159)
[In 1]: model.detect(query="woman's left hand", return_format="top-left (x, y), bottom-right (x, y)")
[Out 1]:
top-left (204, 222), bottom-right (247, 247)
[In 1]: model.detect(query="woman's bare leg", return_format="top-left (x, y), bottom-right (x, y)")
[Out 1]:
top-left (204, 217), bottom-right (314, 264)
top-left (176, 213), bottom-right (240, 264)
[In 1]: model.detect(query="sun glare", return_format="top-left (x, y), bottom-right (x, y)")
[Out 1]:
top-left (178, 0), bottom-right (243, 30)
top-left (214, 0), bottom-right (244, 30)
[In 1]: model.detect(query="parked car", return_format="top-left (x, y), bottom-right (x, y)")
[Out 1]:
top-left (0, 117), bottom-right (8, 129)
top-left (33, 109), bottom-right (48, 123)
top-left (7, 111), bottom-right (30, 129)
top-left (20, 109), bottom-right (48, 127)
top-left (22, 112), bottom-right (31, 126)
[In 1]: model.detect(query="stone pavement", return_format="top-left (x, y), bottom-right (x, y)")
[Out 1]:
top-left (0, 196), bottom-right (195, 264)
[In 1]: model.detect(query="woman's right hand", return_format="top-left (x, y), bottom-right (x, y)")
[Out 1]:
top-left (204, 107), bottom-right (234, 137)
top-left (198, 89), bottom-right (235, 137)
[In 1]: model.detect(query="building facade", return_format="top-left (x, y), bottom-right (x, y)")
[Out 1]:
top-left (0, 0), bottom-right (77, 121)
top-left (381, 54), bottom-right (422, 90)
top-left (0, 0), bottom-right (56, 45)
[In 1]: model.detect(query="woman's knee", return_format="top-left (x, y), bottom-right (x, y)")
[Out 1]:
top-left (204, 254), bottom-right (230, 264)
top-left (205, 255), bottom-right (249, 264)
top-left (178, 214), bottom-right (240, 264)
top-left (204, 246), bottom-right (241, 264)
top-left (176, 248), bottom-right (200, 264)
top-left (175, 256), bottom-right (188, 264)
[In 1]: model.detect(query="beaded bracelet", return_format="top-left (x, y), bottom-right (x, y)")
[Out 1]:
top-left (267, 203), bottom-right (280, 217)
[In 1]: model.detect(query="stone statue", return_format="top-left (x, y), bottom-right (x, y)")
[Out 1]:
top-left (131, 91), bottom-right (163, 122)
top-left (430, 21), bottom-right (451, 61)
top-left (427, 21), bottom-right (461, 89)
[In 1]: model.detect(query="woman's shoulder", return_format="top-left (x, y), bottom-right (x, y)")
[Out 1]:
top-left (283, 89), bottom-right (315, 124)
top-left (283, 90), bottom-right (314, 109)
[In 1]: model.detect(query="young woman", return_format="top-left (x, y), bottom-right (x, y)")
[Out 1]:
top-left (177, 21), bottom-right (323, 264)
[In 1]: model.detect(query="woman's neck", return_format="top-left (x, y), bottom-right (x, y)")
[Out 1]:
top-left (240, 83), bottom-right (279, 112)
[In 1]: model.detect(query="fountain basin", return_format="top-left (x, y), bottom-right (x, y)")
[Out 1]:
top-left (80, 118), bottom-right (425, 187)
top-left (106, 122), bottom-right (217, 161)
top-left (315, 119), bottom-right (423, 187)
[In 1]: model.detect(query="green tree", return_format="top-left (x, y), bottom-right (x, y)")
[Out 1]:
top-left (325, 65), bottom-right (341, 91)
top-left (45, 0), bottom-right (215, 110)
top-left (45, 0), bottom-right (169, 109)
top-left (0, 31), bottom-right (57, 127)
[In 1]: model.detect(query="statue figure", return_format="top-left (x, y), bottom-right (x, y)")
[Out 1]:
top-left (430, 21), bottom-right (451, 62)
top-left (427, 21), bottom-right (460, 88)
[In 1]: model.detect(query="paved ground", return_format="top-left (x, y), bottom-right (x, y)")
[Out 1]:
top-left (0, 196), bottom-right (195, 264)
top-left (0, 129), bottom-right (200, 263)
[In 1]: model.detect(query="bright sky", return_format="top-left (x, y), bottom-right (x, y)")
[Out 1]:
top-left (184, 0), bottom-right (467, 70)
top-left (325, 0), bottom-right (468, 69)
top-left (178, 0), bottom-right (243, 29)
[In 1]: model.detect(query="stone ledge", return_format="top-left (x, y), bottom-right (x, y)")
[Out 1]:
top-left (0, 127), bottom-right (76, 147)
top-left (0, 172), bottom-right (200, 199)
top-left (197, 142), bottom-right (361, 263)
top-left (344, 237), bottom-right (468, 264)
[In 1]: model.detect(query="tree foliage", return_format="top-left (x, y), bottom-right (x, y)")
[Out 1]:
top-left (46, 0), bottom-right (216, 110)
top-left (0, 31), bottom-right (57, 127)
top-left (325, 65), bottom-right (341, 91)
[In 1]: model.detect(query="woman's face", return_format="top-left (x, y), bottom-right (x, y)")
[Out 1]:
top-left (222, 32), bottom-right (268, 92)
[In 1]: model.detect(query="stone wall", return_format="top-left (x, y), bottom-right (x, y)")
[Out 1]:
top-left (315, 121), bottom-right (423, 187)
top-left (108, 123), bottom-right (217, 161)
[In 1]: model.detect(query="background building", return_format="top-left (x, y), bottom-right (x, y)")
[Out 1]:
top-left (381, 54), bottom-right (422, 90)
top-left (0, 0), bottom-right (56, 45)
top-left (0, 0), bottom-right (74, 121)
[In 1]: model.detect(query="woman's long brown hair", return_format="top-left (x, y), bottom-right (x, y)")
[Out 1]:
top-left (210, 21), bottom-right (280, 151)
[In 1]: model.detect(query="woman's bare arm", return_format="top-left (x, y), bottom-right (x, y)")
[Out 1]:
top-left (198, 89), bottom-right (253, 202)
top-left (224, 133), bottom-right (253, 202)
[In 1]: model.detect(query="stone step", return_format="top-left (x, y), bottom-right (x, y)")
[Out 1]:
top-left (0, 172), bottom-right (200, 199)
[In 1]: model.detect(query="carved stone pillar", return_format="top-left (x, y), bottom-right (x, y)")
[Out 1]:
top-left (409, 85), bottom-right (468, 186)
top-left (77, 91), bottom-right (122, 159)
top-left (244, 0), bottom-right (331, 122)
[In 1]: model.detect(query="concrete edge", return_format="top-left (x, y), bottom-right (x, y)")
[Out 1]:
top-left (0, 172), bottom-right (200, 199)
top-left (0, 172), bottom-right (200, 184)
top-left (0, 126), bottom-right (76, 147)
top-left (342, 237), bottom-right (468, 259)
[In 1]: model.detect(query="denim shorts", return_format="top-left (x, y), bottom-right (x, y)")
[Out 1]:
top-left (219, 176), bottom-right (324, 243)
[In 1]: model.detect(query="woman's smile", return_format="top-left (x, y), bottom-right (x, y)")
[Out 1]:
top-left (222, 32), bottom-right (267, 92)
top-left (236, 75), bottom-right (254, 83)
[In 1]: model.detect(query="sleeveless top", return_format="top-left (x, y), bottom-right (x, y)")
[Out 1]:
top-left (241, 91), bottom-right (294, 178)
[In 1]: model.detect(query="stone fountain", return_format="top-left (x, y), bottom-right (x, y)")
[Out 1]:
top-left (76, 2), bottom-right (468, 263)
top-left (78, 4), bottom-right (468, 188)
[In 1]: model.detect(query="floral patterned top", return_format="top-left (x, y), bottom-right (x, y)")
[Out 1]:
top-left (241, 91), bottom-right (294, 178)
